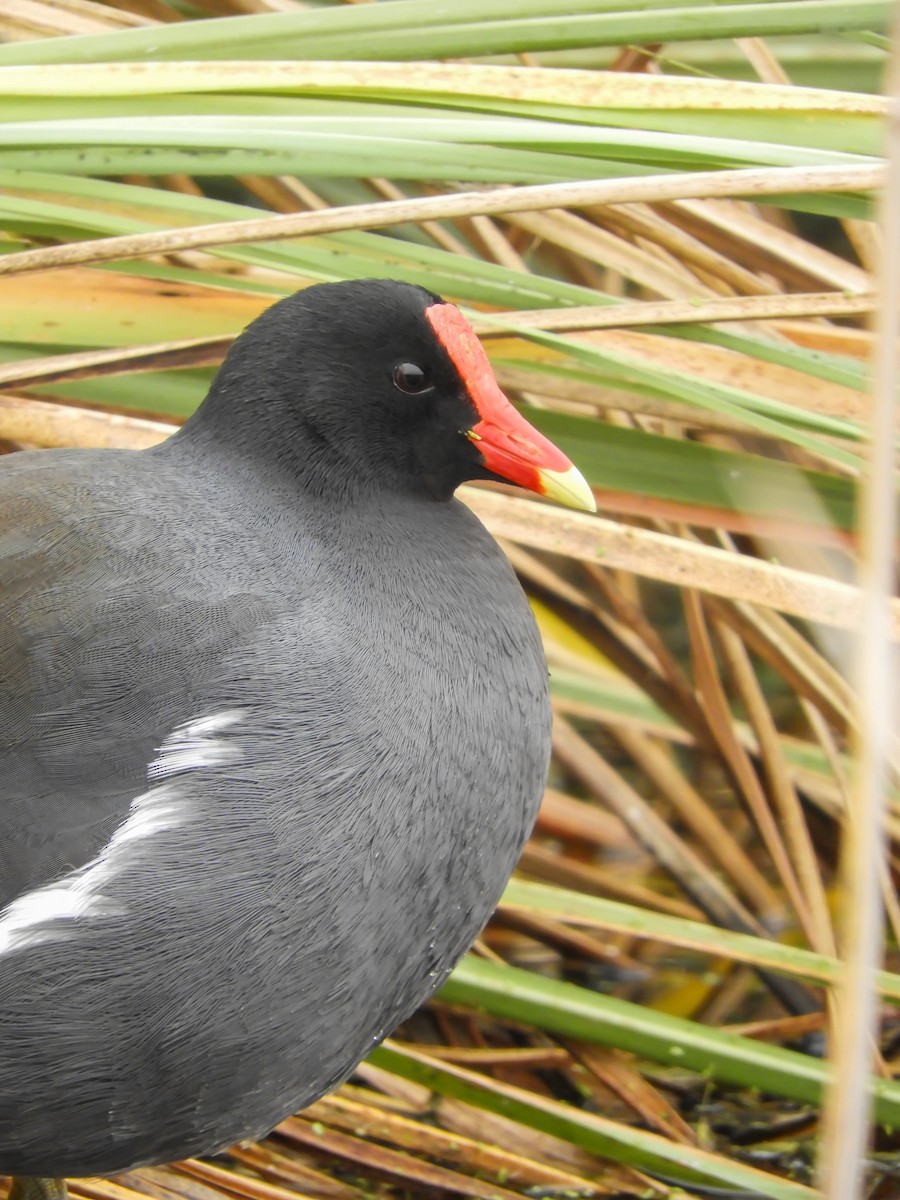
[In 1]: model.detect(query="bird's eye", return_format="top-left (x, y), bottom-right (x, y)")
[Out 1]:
top-left (393, 362), bottom-right (433, 394)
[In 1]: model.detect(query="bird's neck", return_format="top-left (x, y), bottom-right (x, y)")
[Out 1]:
top-left (160, 399), bottom-right (378, 507)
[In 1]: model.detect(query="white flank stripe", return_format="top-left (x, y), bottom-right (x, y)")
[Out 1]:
top-left (0, 709), bottom-right (244, 956)
top-left (148, 708), bottom-right (244, 781)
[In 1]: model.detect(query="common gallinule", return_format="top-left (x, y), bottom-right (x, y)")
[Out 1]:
top-left (0, 280), bottom-right (594, 1200)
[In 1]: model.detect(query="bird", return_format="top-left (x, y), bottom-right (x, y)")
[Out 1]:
top-left (0, 279), bottom-right (595, 1200)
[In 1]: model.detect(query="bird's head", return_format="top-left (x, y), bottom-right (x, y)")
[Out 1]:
top-left (196, 279), bottom-right (595, 512)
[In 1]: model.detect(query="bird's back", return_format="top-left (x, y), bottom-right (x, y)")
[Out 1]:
top-left (0, 447), bottom-right (283, 907)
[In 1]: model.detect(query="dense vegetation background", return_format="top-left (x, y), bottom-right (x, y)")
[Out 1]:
top-left (0, 1), bottom-right (897, 1197)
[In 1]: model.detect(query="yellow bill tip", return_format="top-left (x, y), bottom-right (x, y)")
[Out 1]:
top-left (536, 464), bottom-right (596, 513)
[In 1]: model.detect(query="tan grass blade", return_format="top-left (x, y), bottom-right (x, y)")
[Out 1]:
top-left (817, 8), bottom-right (900, 1193)
top-left (0, 163), bottom-right (884, 277)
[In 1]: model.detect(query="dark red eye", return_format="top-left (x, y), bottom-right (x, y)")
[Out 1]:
top-left (393, 362), bottom-right (433, 394)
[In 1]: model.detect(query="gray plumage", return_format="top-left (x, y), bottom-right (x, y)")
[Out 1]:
top-left (0, 281), bottom-right (550, 1175)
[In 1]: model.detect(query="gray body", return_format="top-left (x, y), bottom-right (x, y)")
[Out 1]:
top-left (0, 433), bottom-right (549, 1173)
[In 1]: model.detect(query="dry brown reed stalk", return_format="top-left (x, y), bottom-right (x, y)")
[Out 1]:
top-left (817, 6), bottom-right (900, 1194)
